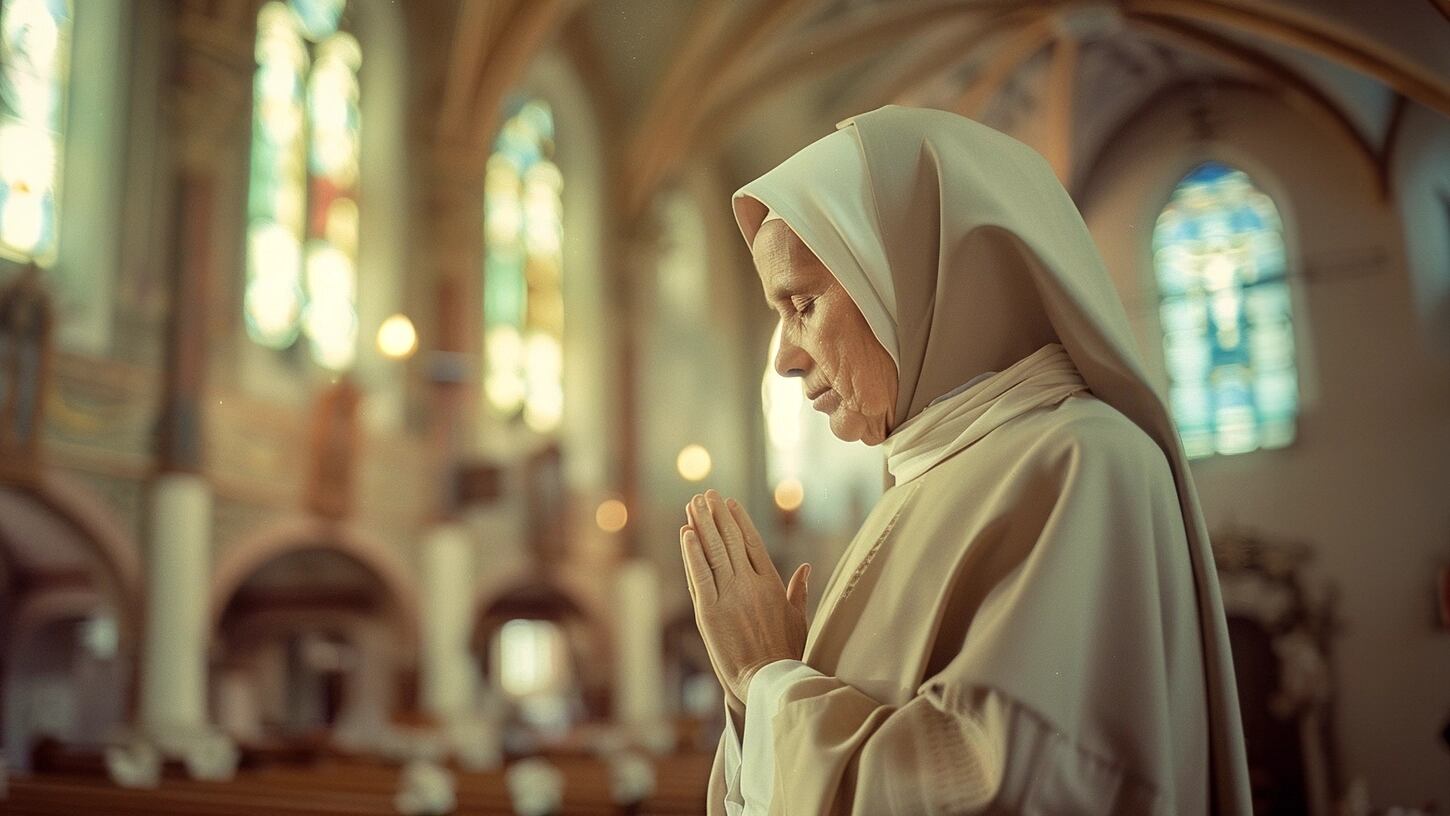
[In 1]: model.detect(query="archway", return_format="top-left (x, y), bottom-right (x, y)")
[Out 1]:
top-left (472, 578), bottom-right (604, 746)
top-left (209, 519), bottom-right (419, 750)
top-left (0, 474), bottom-right (140, 770)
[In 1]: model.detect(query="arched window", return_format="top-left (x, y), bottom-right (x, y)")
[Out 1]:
top-left (1152, 161), bottom-right (1298, 458)
top-left (0, 0), bottom-right (72, 267)
top-left (244, 0), bottom-right (361, 371)
top-left (483, 97), bottom-right (564, 434)
top-left (492, 617), bottom-right (571, 731)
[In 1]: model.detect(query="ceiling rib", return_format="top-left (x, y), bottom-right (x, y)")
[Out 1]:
top-left (1126, 0), bottom-right (1450, 117)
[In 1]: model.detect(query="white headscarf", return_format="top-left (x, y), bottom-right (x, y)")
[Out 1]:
top-left (731, 105), bottom-right (1252, 814)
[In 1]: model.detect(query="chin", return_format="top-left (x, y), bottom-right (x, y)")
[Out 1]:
top-left (829, 411), bottom-right (884, 446)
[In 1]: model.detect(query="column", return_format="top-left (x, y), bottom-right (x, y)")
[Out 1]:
top-left (613, 559), bottom-right (668, 747)
top-left (138, 473), bottom-right (211, 736)
top-left (420, 522), bottom-right (477, 719)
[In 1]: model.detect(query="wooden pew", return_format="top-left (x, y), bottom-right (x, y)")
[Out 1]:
top-left (3, 749), bottom-right (712, 815)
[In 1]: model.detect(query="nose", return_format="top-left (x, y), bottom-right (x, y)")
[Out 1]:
top-left (774, 325), bottom-right (810, 379)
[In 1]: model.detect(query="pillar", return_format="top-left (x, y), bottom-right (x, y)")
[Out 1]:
top-left (137, 473), bottom-right (212, 739)
top-left (613, 559), bottom-right (667, 739)
top-left (420, 522), bottom-right (477, 719)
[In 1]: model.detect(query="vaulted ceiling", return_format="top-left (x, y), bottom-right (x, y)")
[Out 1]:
top-left (407, 0), bottom-right (1448, 222)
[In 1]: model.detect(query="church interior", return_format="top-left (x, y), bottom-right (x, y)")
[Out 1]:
top-left (0, 0), bottom-right (1446, 813)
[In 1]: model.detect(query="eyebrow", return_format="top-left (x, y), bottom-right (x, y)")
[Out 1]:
top-left (765, 262), bottom-right (829, 305)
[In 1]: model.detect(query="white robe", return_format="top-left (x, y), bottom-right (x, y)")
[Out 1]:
top-left (709, 352), bottom-right (1212, 814)
top-left (721, 105), bottom-right (1250, 814)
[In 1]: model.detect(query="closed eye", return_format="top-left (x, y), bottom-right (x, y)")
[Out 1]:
top-left (791, 295), bottom-right (816, 316)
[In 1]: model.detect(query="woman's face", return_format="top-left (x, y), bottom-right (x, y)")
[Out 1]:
top-left (753, 219), bottom-right (898, 445)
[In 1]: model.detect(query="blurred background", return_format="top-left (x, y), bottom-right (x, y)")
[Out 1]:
top-left (0, 0), bottom-right (1446, 813)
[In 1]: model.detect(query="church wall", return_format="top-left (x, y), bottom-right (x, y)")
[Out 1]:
top-left (204, 0), bottom-right (431, 593)
top-left (635, 166), bottom-right (759, 619)
top-left (1391, 103), bottom-right (1450, 357)
top-left (1081, 85), bottom-right (1450, 805)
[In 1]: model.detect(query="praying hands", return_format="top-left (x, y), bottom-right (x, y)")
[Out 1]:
top-left (680, 489), bottom-right (812, 707)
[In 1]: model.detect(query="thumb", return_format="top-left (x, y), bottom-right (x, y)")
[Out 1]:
top-left (786, 563), bottom-right (811, 613)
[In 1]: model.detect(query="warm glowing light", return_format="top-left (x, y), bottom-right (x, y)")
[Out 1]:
top-left (376, 313), bottom-right (418, 360)
top-left (595, 499), bottom-right (628, 533)
top-left (676, 444), bottom-right (712, 482)
top-left (773, 478), bottom-right (804, 512)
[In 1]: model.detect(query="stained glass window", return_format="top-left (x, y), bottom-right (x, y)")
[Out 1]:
top-left (0, 0), bottom-right (72, 267)
top-left (245, 0), bottom-right (360, 371)
top-left (483, 97), bottom-right (564, 433)
top-left (1152, 161), bottom-right (1298, 458)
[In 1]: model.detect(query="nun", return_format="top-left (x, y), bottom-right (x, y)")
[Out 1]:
top-left (678, 105), bottom-right (1252, 815)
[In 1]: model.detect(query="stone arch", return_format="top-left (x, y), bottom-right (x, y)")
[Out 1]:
top-left (209, 516), bottom-right (420, 656)
top-left (471, 573), bottom-right (613, 717)
top-left (0, 470), bottom-right (143, 641)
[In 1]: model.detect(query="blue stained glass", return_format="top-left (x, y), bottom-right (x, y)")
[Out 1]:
top-left (1230, 205), bottom-right (1261, 232)
top-left (1152, 161), bottom-right (1299, 457)
top-left (289, 0), bottom-right (343, 42)
top-left (1183, 162), bottom-right (1232, 184)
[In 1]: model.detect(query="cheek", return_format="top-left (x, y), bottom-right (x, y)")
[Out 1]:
top-left (813, 299), bottom-right (893, 412)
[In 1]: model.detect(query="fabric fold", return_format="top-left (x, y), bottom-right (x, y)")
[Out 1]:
top-left (883, 343), bottom-right (1087, 484)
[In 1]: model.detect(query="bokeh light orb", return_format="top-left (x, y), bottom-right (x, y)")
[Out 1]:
top-left (773, 478), bottom-right (804, 512)
top-left (676, 444), bottom-right (712, 482)
top-left (376, 313), bottom-right (418, 360)
top-left (595, 499), bottom-right (628, 533)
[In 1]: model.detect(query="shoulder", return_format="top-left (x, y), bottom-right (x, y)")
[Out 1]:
top-left (1034, 395), bottom-right (1167, 461)
top-left (909, 394), bottom-right (1180, 505)
top-left (947, 393), bottom-right (1175, 487)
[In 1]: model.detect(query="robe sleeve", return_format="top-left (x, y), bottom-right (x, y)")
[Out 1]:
top-left (755, 676), bottom-right (1160, 815)
top-left (715, 660), bottom-right (822, 815)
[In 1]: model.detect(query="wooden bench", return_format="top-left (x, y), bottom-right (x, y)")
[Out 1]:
top-left (4, 751), bottom-right (712, 815)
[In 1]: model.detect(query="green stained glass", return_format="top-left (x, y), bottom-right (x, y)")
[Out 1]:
top-left (1152, 162), bottom-right (1299, 458)
top-left (483, 97), bottom-right (563, 433)
top-left (0, 0), bottom-right (71, 267)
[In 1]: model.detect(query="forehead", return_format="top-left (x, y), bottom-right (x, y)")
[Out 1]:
top-left (751, 220), bottom-right (831, 286)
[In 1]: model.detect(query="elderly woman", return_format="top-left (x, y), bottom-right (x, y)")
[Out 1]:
top-left (679, 106), bottom-right (1251, 815)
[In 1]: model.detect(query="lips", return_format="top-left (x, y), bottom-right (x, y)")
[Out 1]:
top-left (805, 386), bottom-right (830, 400)
top-left (810, 390), bottom-right (839, 412)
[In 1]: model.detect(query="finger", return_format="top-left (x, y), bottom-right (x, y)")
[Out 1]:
top-left (681, 529), bottom-right (718, 605)
top-left (706, 489), bottom-right (751, 574)
top-left (680, 526), bottom-right (696, 603)
top-left (727, 497), bottom-right (778, 578)
top-left (786, 563), bottom-right (811, 614)
top-left (728, 496), bottom-right (769, 550)
top-left (687, 495), bottom-right (734, 579)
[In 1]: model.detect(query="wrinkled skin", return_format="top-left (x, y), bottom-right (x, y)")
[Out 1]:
top-left (752, 218), bottom-right (898, 445)
top-left (680, 490), bottom-right (810, 708)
